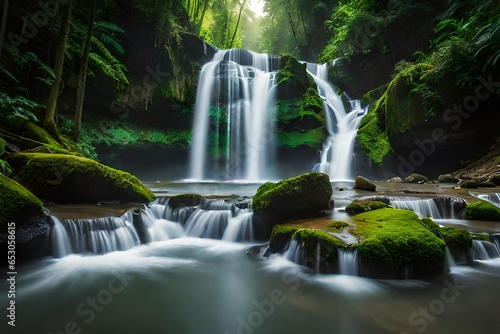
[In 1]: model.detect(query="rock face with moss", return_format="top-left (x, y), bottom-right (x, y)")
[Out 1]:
top-left (0, 173), bottom-right (45, 233)
top-left (253, 172), bottom-right (333, 218)
top-left (352, 208), bottom-right (446, 279)
top-left (269, 225), bottom-right (345, 273)
top-left (345, 199), bottom-right (389, 213)
top-left (464, 201), bottom-right (500, 221)
top-left (8, 153), bottom-right (155, 204)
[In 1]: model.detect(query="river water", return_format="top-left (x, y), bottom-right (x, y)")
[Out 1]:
top-left (2, 182), bottom-right (500, 333)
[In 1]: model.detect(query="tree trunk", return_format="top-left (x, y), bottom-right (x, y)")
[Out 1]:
top-left (229, 0), bottom-right (246, 48)
top-left (198, 0), bottom-right (210, 33)
top-left (73, 0), bottom-right (96, 142)
top-left (284, 4), bottom-right (299, 49)
top-left (43, 0), bottom-right (72, 138)
top-left (0, 0), bottom-right (9, 57)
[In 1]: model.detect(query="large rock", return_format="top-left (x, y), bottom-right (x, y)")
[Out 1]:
top-left (253, 172), bottom-right (333, 218)
top-left (353, 175), bottom-right (376, 191)
top-left (438, 174), bottom-right (458, 184)
top-left (464, 201), bottom-right (500, 221)
top-left (8, 153), bottom-right (155, 204)
top-left (405, 173), bottom-right (428, 183)
top-left (0, 173), bottom-right (45, 233)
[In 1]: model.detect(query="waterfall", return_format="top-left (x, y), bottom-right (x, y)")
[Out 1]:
top-left (284, 237), bottom-right (304, 264)
top-left (390, 196), bottom-right (466, 219)
top-left (50, 216), bottom-right (73, 258)
top-left (445, 247), bottom-right (456, 270)
top-left (307, 63), bottom-right (367, 181)
top-left (338, 248), bottom-right (359, 276)
top-left (189, 49), bottom-right (278, 181)
top-left (472, 240), bottom-right (500, 260)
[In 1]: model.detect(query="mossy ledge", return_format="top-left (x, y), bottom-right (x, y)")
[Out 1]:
top-left (464, 201), bottom-right (500, 221)
top-left (8, 153), bottom-right (155, 204)
top-left (352, 208), bottom-right (446, 279)
top-left (0, 173), bottom-right (45, 233)
top-left (345, 199), bottom-right (390, 213)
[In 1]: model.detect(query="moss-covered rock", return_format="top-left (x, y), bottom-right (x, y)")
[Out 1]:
top-left (269, 225), bottom-right (300, 253)
top-left (356, 109), bottom-right (392, 165)
top-left (8, 153), bottom-right (155, 204)
top-left (419, 217), bottom-right (442, 238)
top-left (327, 220), bottom-right (349, 231)
top-left (253, 172), bottom-right (333, 217)
top-left (0, 137), bottom-right (6, 156)
top-left (345, 199), bottom-right (390, 213)
top-left (353, 208), bottom-right (446, 278)
top-left (276, 54), bottom-right (310, 100)
top-left (440, 226), bottom-right (473, 249)
top-left (0, 173), bottom-right (44, 233)
top-left (464, 201), bottom-right (500, 221)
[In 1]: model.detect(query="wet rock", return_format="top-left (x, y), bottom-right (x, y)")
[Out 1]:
top-left (353, 175), bottom-right (376, 191)
top-left (387, 177), bottom-right (402, 183)
top-left (489, 173), bottom-right (500, 186)
top-left (458, 180), bottom-right (478, 189)
top-left (477, 181), bottom-right (496, 188)
top-left (438, 174), bottom-right (458, 184)
top-left (405, 173), bottom-right (428, 184)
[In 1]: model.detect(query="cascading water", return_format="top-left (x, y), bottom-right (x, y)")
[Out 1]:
top-left (337, 248), bottom-right (360, 276)
top-left (307, 63), bottom-right (367, 181)
top-left (49, 198), bottom-right (256, 256)
top-left (189, 49), bottom-right (279, 181)
top-left (390, 196), bottom-right (466, 219)
top-left (472, 239), bottom-right (500, 260)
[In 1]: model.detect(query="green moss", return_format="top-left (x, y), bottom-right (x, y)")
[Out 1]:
top-left (0, 159), bottom-right (13, 177)
top-left (277, 128), bottom-right (325, 148)
top-left (294, 228), bottom-right (346, 261)
top-left (470, 233), bottom-right (490, 242)
top-left (169, 193), bottom-right (203, 208)
top-left (464, 201), bottom-right (500, 221)
top-left (440, 226), bottom-right (473, 249)
top-left (277, 54), bottom-right (309, 88)
top-left (352, 208), bottom-right (446, 267)
top-left (269, 225), bottom-right (300, 252)
top-left (356, 108), bottom-right (392, 165)
top-left (8, 153), bottom-right (155, 203)
top-left (0, 137), bottom-right (5, 156)
top-left (327, 220), bottom-right (349, 231)
top-left (345, 200), bottom-right (390, 213)
top-left (21, 122), bottom-right (62, 148)
top-left (419, 217), bottom-right (442, 238)
top-left (0, 173), bottom-right (44, 233)
top-left (253, 172), bottom-right (333, 214)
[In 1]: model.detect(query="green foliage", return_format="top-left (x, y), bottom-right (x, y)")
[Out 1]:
top-left (440, 226), bottom-right (473, 249)
top-left (277, 128), bottom-right (324, 148)
top-left (0, 92), bottom-right (42, 126)
top-left (353, 208), bottom-right (446, 267)
top-left (464, 201), bottom-right (500, 221)
top-left (0, 160), bottom-right (13, 177)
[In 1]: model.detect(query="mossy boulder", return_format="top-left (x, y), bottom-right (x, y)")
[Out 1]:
top-left (353, 208), bottom-right (446, 279)
top-left (253, 172), bottom-right (333, 218)
top-left (8, 153), bottom-right (155, 204)
top-left (276, 54), bottom-right (311, 100)
top-left (356, 109), bottom-right (392, 165)
top-left (0, 173), bottom-right (44, 233)
top-left (168, 193), bottom-right (203, 208)
top-left (327, 220), bottom-right (349, 231)
top-left (345, 199), bottom-right (390, 213)
top-left (464, 201), bottom-right (500, 221)
top-left (440, 226), bottom-right (472, 249)
top-left (269, 225), bottom-right (300, 253)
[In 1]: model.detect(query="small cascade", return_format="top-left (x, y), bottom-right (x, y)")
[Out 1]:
top-left (445, 247), bottom-right (456, 270)
top-left (50, 214), bottom-right (141, 256)
top-left (307, 63), bottom-right (367, 181)
top-left (284, 237), bottom-right (304, 265)
top-left (222, 211), bottom-right (254, 242)
top-left (390, 197), bottom-right (466, 219)
top-left (472, 240), bottom-right (500, 260)
top-left (184, 209), bottom-right (231, 239)
top-left (491, 234), bottom-right (500, 254)
top-left (201, 199), bottom-right (234, 211)
top-left (139, 208), bottom-right (185, 242)
top-left (189, 49), bottom-right (278, 181)
top-left (338, 248), bottom-right (359, 276)
top-left (315, 243), bottom-right (321, 274)
top-left (50, 216), bottom-right (73, 258)
top-left (477, 193), bottom-right (500, 208)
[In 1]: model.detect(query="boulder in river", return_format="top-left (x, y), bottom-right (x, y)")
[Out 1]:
top-left (353, 175), bottom-right (376, 191)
